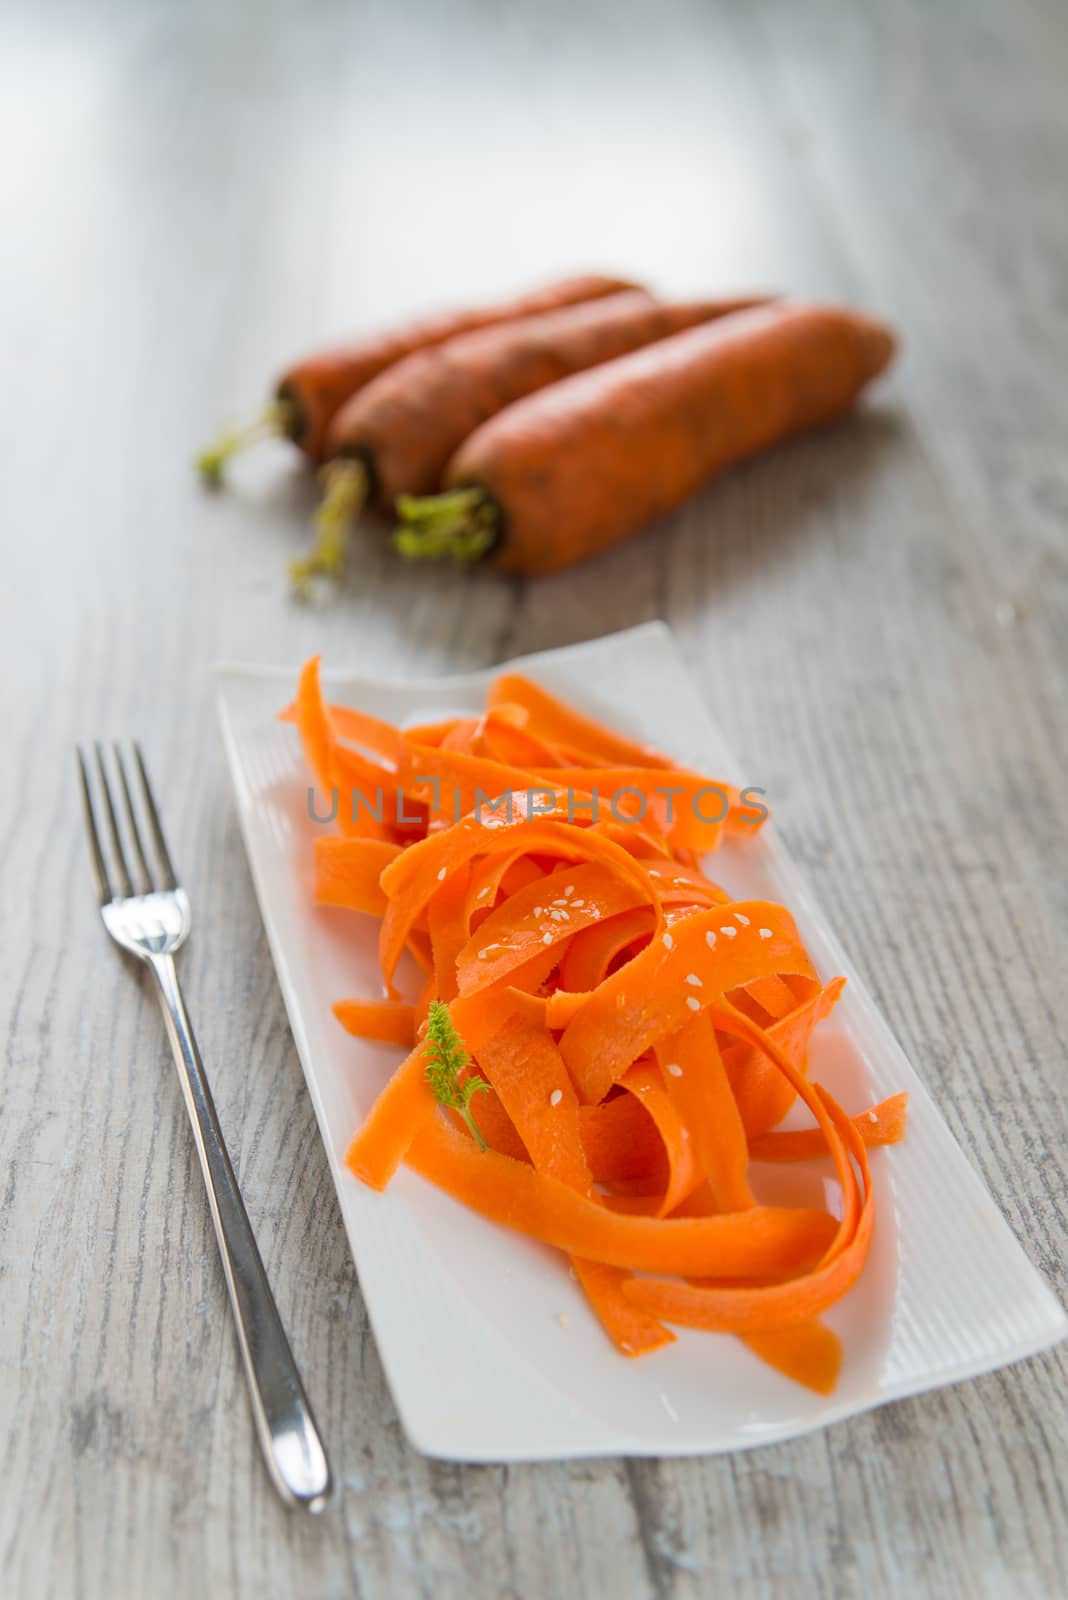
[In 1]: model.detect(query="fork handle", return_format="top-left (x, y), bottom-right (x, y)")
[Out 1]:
top-left (149, 953), bottom-right (332, 1512)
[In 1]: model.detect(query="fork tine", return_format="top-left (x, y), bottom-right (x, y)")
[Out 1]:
top-left (94, 742), bottom-right (135, 899)
top-left (114, 743), bottom-right (154, 892)
top-left (132, 742), bottom-right (178, 890)
top-left (77, 748), bottom-right (112, 903)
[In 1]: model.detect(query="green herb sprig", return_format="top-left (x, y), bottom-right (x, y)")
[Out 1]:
top-left (424, 1001), bottom-right (491, 1150)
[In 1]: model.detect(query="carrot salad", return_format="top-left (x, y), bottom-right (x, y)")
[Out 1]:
top-left (283, 658), bottom-right (906, 1393)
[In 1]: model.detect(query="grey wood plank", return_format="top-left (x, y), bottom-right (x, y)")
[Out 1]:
top-left (1, 0), bottom-right (1065, 1596)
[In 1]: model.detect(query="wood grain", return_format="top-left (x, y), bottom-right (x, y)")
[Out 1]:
top-left (1, 0), bottom-right (1065, 1595)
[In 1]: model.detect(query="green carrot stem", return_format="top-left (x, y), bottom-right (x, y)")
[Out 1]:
top-left (289, 457), bottom-right (369, 594)
top-left (393, 488), bottom-right (500, 566)
top-left (424, 1000), bottom-right (491, 1151)
top-left (195, 397), bottom-right (296, 485)
top-left (458, 1097), bottom-right (490, 1152)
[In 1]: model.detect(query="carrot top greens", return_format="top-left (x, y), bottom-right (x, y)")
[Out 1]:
top-left (195, 398), bottom-right (296, 486)
top-left (394, 488), bottom-right (500, 565)
top-left (424, 1001), bottom-right (491, 1150)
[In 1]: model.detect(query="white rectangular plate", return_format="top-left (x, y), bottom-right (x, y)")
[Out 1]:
top-left (216, 623), bottom-right (1067, 1461)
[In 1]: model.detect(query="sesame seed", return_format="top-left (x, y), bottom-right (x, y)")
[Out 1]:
top-left (552, 898), bottom-right (567, 907)
top-left (681, 1129), bottom-right (690, 1140)
top-left (620, 1340), bottom-right (634, 1354)
top-left (868, 1110), bottom-right (879, 1124)
top-left (734, 912), bottom-right (750, 925)
top-left (564, 885), bottom-right (574, 896)
top-left (685, 973), bottom-right (702, 987)
top-left (686, 996), bottom-right (701, 1011)
top-left (663, 932), bottom-right (674, 950)
top-left (550, 1089), bottom-right (563, 1107)
top-left (720, 925), bottom-right (738, 939)
top-left (543, 932), bottom-right (553, 944)
top-left (665, 1062), bottom-right (683, 1078)
top-left (437, 867), bottom-right (447, 881)
top-left (705, 930), bottom-right (717, 949)
top-left (648, 869), bottom-right (661, 878)
top-left (533, 906), bottom-right (543, 916)
top-left (556, 1312), bottom-right (570, 1329)
top-left (478, 950), bottom-right (489, 960)
top-left (758, 927), bottom-right (772, 940)
top-left (571, 899), bottom-right (585, 909)
top-left (591, 909), bottom-right (601, 919)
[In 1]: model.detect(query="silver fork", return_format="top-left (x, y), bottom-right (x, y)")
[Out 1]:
top-left (77, 742), bottom-right (332, 1513)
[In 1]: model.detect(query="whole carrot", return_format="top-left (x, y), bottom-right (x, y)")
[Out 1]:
top-left (294, 289), bottom-right (770, 583)
top-left (194, 273), bottom-right (641, 484)
top-left (395, 303), bottom-right (897, 576)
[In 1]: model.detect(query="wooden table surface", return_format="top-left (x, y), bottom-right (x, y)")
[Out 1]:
top-left (2, 0), bottom-right (1066, 1594)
